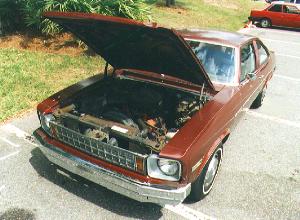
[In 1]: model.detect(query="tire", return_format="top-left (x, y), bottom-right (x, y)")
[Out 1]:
top-left (189, 145), bottom-right (223, 201)
top-left (260, 18), bottom-right (271, 28)
top-left (251, 86), bottom-right (266, 109)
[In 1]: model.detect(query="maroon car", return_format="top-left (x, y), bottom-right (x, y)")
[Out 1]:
top-left (33, 12), bottom-right (275, 205)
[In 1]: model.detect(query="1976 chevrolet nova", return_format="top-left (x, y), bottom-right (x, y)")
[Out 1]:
top-left (33, 12), bottom-right (276, 205)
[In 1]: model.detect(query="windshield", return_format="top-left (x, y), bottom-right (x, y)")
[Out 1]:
top-left (186, 40), bottom-right (236, 84)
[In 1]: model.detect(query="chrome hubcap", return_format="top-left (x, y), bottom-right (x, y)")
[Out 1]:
top-left (261, 20), bottom-right (269, 28)
top-left (203, 150), bottom-right (221, 193)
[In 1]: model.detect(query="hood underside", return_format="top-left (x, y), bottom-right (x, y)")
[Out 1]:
top-left (44, 12), bottom-right (214, 91)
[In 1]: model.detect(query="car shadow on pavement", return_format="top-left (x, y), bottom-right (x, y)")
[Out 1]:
top-left (265, 26), bottom-right (300, 32)
top-left (271, 26), bottom-right (300, 32)
top-left (29, 147), bottom-right (163, 220)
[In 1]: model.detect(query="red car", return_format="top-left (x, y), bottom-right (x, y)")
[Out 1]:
top-left (249, 2), bottom-right (300, 28)
top-left (33, 12), bottom-right (275, 205)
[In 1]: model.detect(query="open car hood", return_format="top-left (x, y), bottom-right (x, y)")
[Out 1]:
top-left (44, 12), bottom-right (215, 91)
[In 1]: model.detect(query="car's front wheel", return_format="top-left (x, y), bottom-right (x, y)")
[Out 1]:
top-left (189, 145), bottom-right (223, 201)
top-left (260, 18), bottom-right (271, 28)
top-left (251, 86), bottom-right (267, 109)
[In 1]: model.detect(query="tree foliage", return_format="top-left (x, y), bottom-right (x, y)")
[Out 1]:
top-left (0, 0), bottom-right (22, 34)
top-left (166, 0), bottom-right (175, 7)
top-left (0, 0), bottom-right (151, 35)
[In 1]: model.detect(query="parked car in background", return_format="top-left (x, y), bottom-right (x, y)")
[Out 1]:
top-left (266, 0), bottom-right (300, 4)
top-left (34, 12), bottom-right (275, 205)
top-left (249, 2), bottom-right (300, 28)
top-left (265, 0), bottom-right (279, 3)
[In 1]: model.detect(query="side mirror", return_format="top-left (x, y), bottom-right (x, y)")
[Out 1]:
top-left (247, 72), bottom-right (257, 80)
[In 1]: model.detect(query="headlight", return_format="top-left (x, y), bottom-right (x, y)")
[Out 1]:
top-left (157, 159), bottom-right (179, 176)
top-left (40, 113), bottom-right (54, 135)
top-left (147, 154), bottom-right (181, 181)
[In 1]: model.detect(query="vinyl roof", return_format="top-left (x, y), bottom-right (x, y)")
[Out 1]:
top-left (177, 29), bottom-right (256, 47)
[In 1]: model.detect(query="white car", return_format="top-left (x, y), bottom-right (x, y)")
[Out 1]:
top-left (266, 0), bottom-right (300, 4)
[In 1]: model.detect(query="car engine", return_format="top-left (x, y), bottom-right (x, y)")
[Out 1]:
top-left (51, 78), bottom-right (210, 154)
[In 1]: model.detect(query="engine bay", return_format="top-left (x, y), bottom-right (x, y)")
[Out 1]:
top-left (52, 78), bottom-right (211, 154)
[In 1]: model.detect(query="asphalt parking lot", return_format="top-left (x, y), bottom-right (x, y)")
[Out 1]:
top-left (0, 27), bottom-right (299, 220)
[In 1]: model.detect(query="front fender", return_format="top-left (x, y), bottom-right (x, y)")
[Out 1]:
top-left (189, 129), bottom-right (230, 183)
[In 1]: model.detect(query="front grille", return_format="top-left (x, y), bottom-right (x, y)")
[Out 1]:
top-left (49, 121), bottom-right (145, 172)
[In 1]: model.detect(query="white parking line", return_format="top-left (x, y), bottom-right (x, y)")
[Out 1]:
top-left (0, 137), bottom-right (20, 148)
top-left (274, 74), bottom-right (300, 82)
top-left (0, 185), bottom-right (5, 192)
top-left (165, 204), bottom-right (216, 220)
top-left (1, 124), bottom-right (29, 138)
top-left (261, 38), bottom-right (300, 46)
top-left (239, 28), bottom-right (300, 37)
top-left (0, 124), bottom-right (37, 146)
top-left (0, 151), bottom-right (20, 161)
top-left (276, 53), bottom-right (300, 60)
top-left (262, 28), bottom-right (300, 36)
top-left (246, 111), bottom-right (300, 129)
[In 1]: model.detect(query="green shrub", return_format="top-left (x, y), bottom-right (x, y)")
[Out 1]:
top-left (0, 0), bottom-right (22, 34)
top-left (21, 0), bottom-right (45, 29)
top-left (21, 0), bottom-right (151, 35)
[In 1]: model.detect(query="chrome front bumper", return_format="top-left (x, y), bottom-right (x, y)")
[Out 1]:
top-left (33, 129), bottom-right (191, 205)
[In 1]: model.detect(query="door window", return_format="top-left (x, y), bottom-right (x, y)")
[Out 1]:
top-left (256, 41), bottom-right (269, 65)
top-left (240, 44), bottom-right (256, 82)
top-left (268, 4), bottom-right (282, 12)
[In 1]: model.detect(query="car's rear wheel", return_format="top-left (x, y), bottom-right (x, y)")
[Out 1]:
top-left (189, 145), bottom-right (223, 201)
top-left (260, 18), bottom-right (271, 28)
top-left (251, 86), bottom-right (267, 109)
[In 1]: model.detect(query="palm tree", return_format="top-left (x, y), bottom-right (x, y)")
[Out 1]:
top-left (166, 0), bottom-right (175, 7)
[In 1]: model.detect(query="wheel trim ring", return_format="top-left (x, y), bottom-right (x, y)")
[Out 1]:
top-left (202, 148), bottom-right (222, 194)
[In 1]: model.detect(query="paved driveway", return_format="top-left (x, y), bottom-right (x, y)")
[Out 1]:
top-left (0, 27), bottom-right (299, 220)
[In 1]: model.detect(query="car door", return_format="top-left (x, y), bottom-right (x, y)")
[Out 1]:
top-left (282, 5), bottom-right (300, 28)
top-left (253, 40), bottom-right (271, 95)
top-left (238, 41), bottom-right (259, 109)
top-left (266, 4), bottom-right (285, 26)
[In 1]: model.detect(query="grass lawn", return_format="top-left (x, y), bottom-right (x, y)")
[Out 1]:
top-left (0, 0), bottom-right (266, 122)
top-left (0, 48), bottom-right (104, 122)
top-left (150, 0), bottom-right (265, 31)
